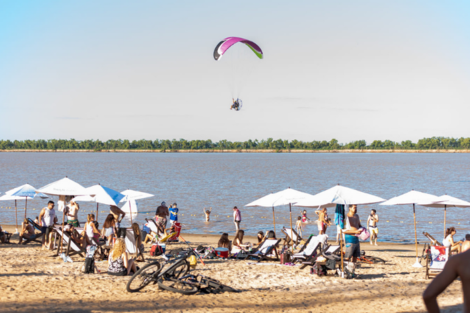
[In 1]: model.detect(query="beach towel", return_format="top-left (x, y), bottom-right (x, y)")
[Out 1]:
top-left (334, 204), bottom-right (345, 228)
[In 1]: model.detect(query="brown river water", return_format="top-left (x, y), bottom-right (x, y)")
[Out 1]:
top-left (0, 152), bottom-right (469, 243)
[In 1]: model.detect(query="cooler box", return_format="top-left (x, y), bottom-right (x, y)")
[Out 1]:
top-left (215, 247), bottom-right (229, 258)
top-left (168, 222), bottom-right (181, 242)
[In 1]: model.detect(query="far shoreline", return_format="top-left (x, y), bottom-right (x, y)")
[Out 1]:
top-left (1, 149), bottom-right (470, 153)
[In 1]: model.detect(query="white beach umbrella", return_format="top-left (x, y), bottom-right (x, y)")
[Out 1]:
top-left (119, 189), bottom-right (154, 202)
top-left (381, 190), bottom-right (441, 267)
top-left (294, 184), bottom-right (386, 207)
top-left (73, 185), bottom-right (125, 221)
top-left (418, 195), bottom-right (470, 238)
top-left (246, 188), bottom-right (314, 241)
top-left (36, 177), bottom-right (92, 197)
top-left (120, 199), bottom-right (138, 228)
top-left (0, 184), bottom-right (48, 232)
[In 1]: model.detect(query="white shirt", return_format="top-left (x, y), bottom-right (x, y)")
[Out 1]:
top-left (42, 208), bottom-right (56, 227)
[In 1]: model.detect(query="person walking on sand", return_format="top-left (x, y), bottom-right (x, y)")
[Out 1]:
top-left (423, 249), bottom-right (470, 312)
top-left (155, 201), bottom-right (169, 231)
top-left (343, 204), bottom-right (362, 278)
top-left (233, 206), bottom-right (241, 231)
top-left (367, 209), bottom-right (379, 246)
top-left (203, 207), bottom-right (212, 222)
top-left (39, 201), bottom-right (57, 250)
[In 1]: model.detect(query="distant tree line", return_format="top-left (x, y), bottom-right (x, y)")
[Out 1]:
top-left (1, 137), bottom-right (470, 151)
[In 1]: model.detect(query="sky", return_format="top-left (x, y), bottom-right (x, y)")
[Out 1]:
top-left (1, 0), bottom-right (470, 144)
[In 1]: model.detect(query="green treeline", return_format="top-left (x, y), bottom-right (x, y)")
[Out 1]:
top-left (1, 137), bottom-right (470, 151)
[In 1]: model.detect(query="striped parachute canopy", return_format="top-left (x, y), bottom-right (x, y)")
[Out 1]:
top-left (213, 37), bottom-right (263, 61)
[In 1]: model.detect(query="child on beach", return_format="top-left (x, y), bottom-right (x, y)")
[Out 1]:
top-left (295, 216), bottom-right (303, 237)
top-left (169, 203), bottom-right (178, 226)
top-left (301, 210), bottom-right (309, 223)
top-left (203, 207), bottom-right (212, 221)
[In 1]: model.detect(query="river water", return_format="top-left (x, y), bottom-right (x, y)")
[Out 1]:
top-left (0, 152), bottom-right (469, 243)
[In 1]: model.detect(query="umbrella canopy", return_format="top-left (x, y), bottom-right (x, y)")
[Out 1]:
top-left (418, 195), bottom-right (470, 238)
top-left (11, 184), bottom-right (48, 199)
top-left (120, 199), bottom-right (138, 227)
top-left (119, 189), bottom-right (154, 202)
top-left (294, 185), bottom-right (385, 207)
top-left (381, 190), bottom-right (440, 267)
top-left (246, 188), bottom-right (313, 207)
top-left (36, 177), bottom-right (92, 196)
top-left (74, 185), bottom-right (125, 206)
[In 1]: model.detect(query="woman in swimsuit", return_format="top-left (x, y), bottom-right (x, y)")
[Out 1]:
top-left (101, 214), bottom-right (116, 245)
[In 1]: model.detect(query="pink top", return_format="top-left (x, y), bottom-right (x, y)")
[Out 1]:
top-left (233, 209), bottom-right (241, 222)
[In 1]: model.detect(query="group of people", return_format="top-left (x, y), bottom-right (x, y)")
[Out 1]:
top-left (217, 229), bottom-right (277, 256)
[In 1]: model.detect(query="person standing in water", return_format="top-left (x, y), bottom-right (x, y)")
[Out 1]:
top-left (301, 210), bottom-right (309, 223)
top-left (203, 207), bottom-right (212, 222)
top-left (367, 209), bottom-right (379, 246)
top-left (233, 206), bottom-right (241, 231)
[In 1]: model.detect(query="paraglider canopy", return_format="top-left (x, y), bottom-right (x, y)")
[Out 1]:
top-left (214, 37), bottom-right (263, 61)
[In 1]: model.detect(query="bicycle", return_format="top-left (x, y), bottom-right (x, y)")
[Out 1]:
top-left (358, 251), bottom-right (386, 264)
top-left (126, 242), bottom-right (201, 293)
top-left (176, 274), bottom-right (240, 294)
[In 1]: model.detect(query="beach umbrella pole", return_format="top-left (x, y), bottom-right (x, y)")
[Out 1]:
top-left (443, 205), bottom-right (447, 238)
top-left (272, 206), bottom-right (276, 235)
top-left (96, 203), bottom-right (99, 222)
top-left (289, 203), bottom-right (293, 252)
top-left (15, 200), bottom-right (18, 234)
top-left (412, 203), bottom-right (422, 268)
top-left (58, 200), bottom-right (67, 255)
top-left (340, 228), bottom-right (344, 277)
top-left (24, 198), bottom-right (28, 219)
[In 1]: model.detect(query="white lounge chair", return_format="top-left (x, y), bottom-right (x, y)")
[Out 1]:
top-left (245, 239), bottom-right (281, 262)
top-left (425, 246), bottom-right (449, 279)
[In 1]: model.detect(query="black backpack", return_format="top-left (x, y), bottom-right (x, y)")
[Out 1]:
top-left (84, 257), bottom-right (95, 274)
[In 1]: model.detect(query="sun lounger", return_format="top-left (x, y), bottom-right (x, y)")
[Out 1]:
top-left (22, 218), bottom-right (45, 245)
top-left (1, 231), bottom-right (12, 244)
top-left (423, 232), bottom-right (442, 246)
top-left (292, 235), bottom-right (329, 269)
top-left (425, 246), bottom-right (449, 279)
top-left (55, 228), bottom-right (86, 258)
top-left (282, 227), bottom-right (302, 246)
top-left (245, 239), bottom-right (281, 262)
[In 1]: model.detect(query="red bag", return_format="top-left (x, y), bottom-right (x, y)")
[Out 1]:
top-left (280, 251), bottom-right (291, 264)
top-left (150, 244), bottom-right (163, 256)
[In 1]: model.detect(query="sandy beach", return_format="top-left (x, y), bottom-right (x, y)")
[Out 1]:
top-left (0, 225), bottom-right (464, 313)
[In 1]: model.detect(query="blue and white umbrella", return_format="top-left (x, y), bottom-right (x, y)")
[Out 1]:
top-left (73, 185), bottom-right (125, 220)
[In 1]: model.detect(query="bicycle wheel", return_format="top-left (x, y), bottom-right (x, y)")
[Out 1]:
top-left (206, 280), bottom-right (240, 293)
top-left (163, 260), bottom-right (190, 279)
top-left (158, 278), bottom-right (198, 295)
top-left (126, 261), bottom-right (161, 293)
top-left (359, 257), bottom-right (373, 265)
top-left (369, 256), bottom-right (386, 264)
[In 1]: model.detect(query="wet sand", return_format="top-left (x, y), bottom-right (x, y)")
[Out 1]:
top-left (0, 225), bottom-right (464, 313)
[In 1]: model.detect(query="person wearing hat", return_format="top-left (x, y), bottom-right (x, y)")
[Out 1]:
top-left (233, 206), bottom-right (241, 231)
top-left (155, 201), bottom-right (169, 232)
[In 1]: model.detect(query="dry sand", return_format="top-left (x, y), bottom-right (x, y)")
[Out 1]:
top-left (0, 225), bottom-right (464, 313)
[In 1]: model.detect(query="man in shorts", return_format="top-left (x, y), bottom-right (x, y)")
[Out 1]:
top-left (343, 204), bottom-right (362, 278)
top-left (39, 201), bottom-right (58, 250)
top-left (367, 209), bottom-right (379, 246)
top-left (155, 201), bottom-right (169, 233)
top-left (66, 199), bottom-right (80, 227)
top-left (110, 205), bottom-right (126, 238)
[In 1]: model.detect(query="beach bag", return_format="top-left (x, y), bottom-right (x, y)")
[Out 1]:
top-left (280, 251), bottom-right (291, 264)
top-left (311, 263), bottom-right (326, 276)
top-left (83, 257), bottom-right (95, 274)
top-left (356, 228), bottom-right (370, 241)
top-left (150, 244), bottom-right (163, 257)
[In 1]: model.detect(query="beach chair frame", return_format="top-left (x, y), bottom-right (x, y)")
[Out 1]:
top-left (425, 246), bottom-right (449, 279)
top-left (245, 239), bottom-right (281, 262)
top-left (282, 227), bottom-right (302, 246)
top-left (423, 232), bottom-right (442, 246)
top-left (23, 218), bottom-right (45, 245)
top-left (55, 228), bottom-right (86, 258)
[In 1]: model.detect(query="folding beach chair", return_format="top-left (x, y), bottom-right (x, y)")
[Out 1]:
top-left (293, 235), bottom-right (329, 269)
top-left (22, 218), bottom-right (45, 245)
top-left (423, 232), bottom-right (442, 246)
top-left (245, 239), bottom-right (281, 262)
top-left (146, 219), bottom-right (165, 245)
top-left (282, 227), bottom-right (302, 246)
top-left (55, 228), bottom-right (86, 258)
top-left (425, 246), bottom-right (449, 279)
top-left (125, 229), bottom-right (145, 261)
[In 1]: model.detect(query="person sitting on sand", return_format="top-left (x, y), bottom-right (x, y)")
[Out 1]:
top-left (107, 238), bottom-right (137, 276)
top-left (462, 234), bottom-right (470, 253)
top-left (101, 214), bottom-right (116, 245)
top-left (164, 224), bottom-right (177, 237)
top-left (443, 227), bottom-right (462, 253)
top-left (295, 216), bottom-right (303, 237)
top-left (218, 233), bottom-right (232, 253)
top-left (19, 218), bottom-right (35, 244)
top-left (231, 229), bottom-right (246, 254)
top-left (343, 205), bottom-right (363, 278)
top-left (132, 223), bottom-right (145, 262)
top-left (203, 207), bottom-right (212, 222)
top-left (423, 248), bottom-right (470, 312)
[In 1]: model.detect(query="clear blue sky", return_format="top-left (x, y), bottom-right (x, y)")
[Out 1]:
top-left (1, 0), bottom-right (470, 143)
